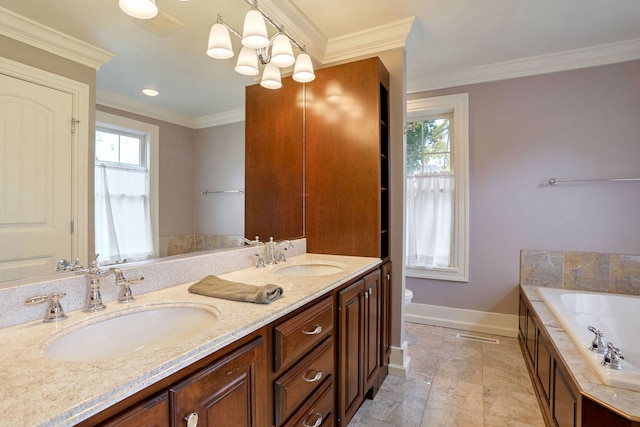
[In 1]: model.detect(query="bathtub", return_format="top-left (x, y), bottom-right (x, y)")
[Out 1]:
top-left (536, 287), bottom-right (640, 392)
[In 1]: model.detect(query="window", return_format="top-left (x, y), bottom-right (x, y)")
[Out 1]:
top-left (95, 112), bottom-right (159, 265)
top-left (405, 93), bottom-right (469, 282)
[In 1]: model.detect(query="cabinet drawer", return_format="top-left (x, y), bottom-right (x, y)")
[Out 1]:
top-left (274, 296), bottom-right (334, 373)
top-left (275, 337), bottom-right (334, 425)
top-left (283, 376), bottom-right (334, 427)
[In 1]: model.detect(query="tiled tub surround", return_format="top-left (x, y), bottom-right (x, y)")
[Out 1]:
top-left (0, 243), bottom-right (381, 426)
top-left (520, 249), bottom-right (640, 423)
top-left (520, 285), bottom-right (640, 423)
top-left (158, 233), bottom-right (245, 257)
top-left (520, 249), bottom-right (640, 295)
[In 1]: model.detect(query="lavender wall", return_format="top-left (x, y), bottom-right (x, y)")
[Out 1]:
top-left (407, 59), bottom-right (640, 315)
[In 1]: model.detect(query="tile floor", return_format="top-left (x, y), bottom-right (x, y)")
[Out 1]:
top-left (348, 322), bottom-right (545, 427)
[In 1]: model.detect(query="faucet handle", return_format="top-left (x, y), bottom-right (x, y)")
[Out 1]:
top-left (117, 274), bottom-right (144, 303)
top-left (587, 326), bottom-right (606, 353)
top-left (602, 342), bottom-right (624, 370)
top-left (253, 253), bottom-right (265, 268)
top-left (25, 292), bottom-right (68, 323)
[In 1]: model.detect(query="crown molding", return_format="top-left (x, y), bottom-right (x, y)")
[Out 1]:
top-left (0, 6), bottom-right (114, 70)
top-left (96, 89), bottom-right (245, 129)
top-left (193, 110), bottom-right (246, 129)
top-left (323, 17), bottom-right (414, 64)
top-left (258, 0), bottom-right (327, 66)
top-left (96, 89), bottom-right (196, 128)
top-left (408, 37), bottom-right (640, 93)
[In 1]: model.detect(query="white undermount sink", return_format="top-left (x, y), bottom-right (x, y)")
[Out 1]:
top-left (274, 261), bottom-right (346, 277)
top-left (45, 304), bottom-right (218, 362)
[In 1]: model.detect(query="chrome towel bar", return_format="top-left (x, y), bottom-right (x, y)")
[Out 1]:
top-left (549, 177), bottom-right (640, 186)
top-left (201, 189), bottom-right (244, 195)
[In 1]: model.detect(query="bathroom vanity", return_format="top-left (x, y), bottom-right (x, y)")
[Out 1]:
top-left (518, 286), bottom-right (640, 427)
top-left (0, 253), bottom-right (390, 427)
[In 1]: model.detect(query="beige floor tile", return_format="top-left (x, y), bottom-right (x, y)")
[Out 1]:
top-left (348, 322), bottom-right (545, 427)
top-left (421, 402), bottom-right (484, 427)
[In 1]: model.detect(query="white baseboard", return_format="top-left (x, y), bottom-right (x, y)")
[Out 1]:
top-left (388, 341), bottom-right (411, 378)
top-left (405, 302), bottom-right (518, 338)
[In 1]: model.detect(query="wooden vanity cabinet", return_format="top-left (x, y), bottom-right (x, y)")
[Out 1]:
top-left (97, 392), bottom-right (169, 427)
top-left (379, 261), bottom-right (392, 380)
top-left (271, 296), bottom-right (335, 427)
top-left (83, 331), bottom-right (267, 427)
top-left (337, 269), bottom-right (382, 426)
top-left (169, 336), bottom-right (266, 427)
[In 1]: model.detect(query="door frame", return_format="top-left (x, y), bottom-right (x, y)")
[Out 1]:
top-left (0, 56), bottom-right (89, 265)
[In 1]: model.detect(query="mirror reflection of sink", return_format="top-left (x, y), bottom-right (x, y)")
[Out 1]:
top-left (45, 305), bottom-right (218, 362)
top-left (274, 261), bottom-right (346, 277)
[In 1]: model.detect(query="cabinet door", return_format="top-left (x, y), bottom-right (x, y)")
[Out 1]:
top-left (363, 270), bottom-right (380, 394)
top-left (170, 337), bottom-right (266, 427)
top-left (553, 362), bottom-right (577, 427)
top-left (245, 77), bottom-right (305, 241)
top-left (99, 392), bottom-right (169, 427)
top-left (338, 279), bottom-right (364, 425)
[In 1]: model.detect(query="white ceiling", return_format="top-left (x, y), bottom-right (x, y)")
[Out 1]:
top-left (2, 0), bottom-right (640, 126)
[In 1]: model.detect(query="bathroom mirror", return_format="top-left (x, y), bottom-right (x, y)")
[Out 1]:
top-left (0, 0), bottom-right (305, 286)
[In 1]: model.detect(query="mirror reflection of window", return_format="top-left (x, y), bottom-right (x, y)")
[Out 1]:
top-left (95, 125), bottom-right (154, 265)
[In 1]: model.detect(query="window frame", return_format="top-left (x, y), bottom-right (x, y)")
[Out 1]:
top-left (95, 126), bottom-right (147, 170)
top-left (95, 111), bottom-right (160, 260)
top-left (405, 93), bottom-right (469, 282)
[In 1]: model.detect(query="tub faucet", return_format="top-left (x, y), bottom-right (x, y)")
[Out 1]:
top-left (587, 326), bottom-right (606, 353)
top-left (602, 342), bottom-right (625, 370)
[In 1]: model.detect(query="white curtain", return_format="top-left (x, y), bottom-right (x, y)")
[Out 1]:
top-left (95, 165), bottom-right (153, 264)
top-left (406, 173), bottom-right (455, 268)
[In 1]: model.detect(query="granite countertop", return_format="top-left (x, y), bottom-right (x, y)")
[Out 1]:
top-left (0, 253), bottom-right (381, 427)
top-left (521, 285), bottom-right (640, 421)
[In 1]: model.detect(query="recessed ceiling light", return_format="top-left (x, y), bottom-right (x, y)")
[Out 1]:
top-left (142, 88), bottom-right (160, 97)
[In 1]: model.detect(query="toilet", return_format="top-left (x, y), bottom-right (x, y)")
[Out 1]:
top-left (403, 288), bottom-right (413, 308)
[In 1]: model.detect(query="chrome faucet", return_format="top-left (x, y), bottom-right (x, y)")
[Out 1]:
top-left (266, 237), bottom-right (294, 265)
top-left (602, 342), bottom-right (625, 370)
top-left (239, 235), bottom-right (261, 246)
top-left (55, 257), bottom-right (84, 272)
top-left (587, 326), bottom-right (606, 353)
top-left (84, 260), bottom-right (144, 311)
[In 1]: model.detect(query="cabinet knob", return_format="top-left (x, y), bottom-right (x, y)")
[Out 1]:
top-left (184, 412), bottom-right (199, 427)
top-left (302, 368), bottom-right (323, 383)
top-left (303, 412), bottom-right (323, 427)
top-left (365, 291), bottom-right (369, 300)
top-left (302, 324), bottom-right (322, 335)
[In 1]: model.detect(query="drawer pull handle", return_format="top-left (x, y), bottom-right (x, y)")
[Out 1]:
top-left (302, 324), bottom-right (322, 335)
top-left (303, 412), bottom-right (323, 427)
top-left (302, 369), bottom-right (323, 383)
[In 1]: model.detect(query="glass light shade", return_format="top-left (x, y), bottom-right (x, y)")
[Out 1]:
top-left (270, 34), bottom-right (295, 68)
top-left (235, 47), bottom-right (259, 76)
top-left (207, 23), bottom-right (234, 59)
top-left (260, 63), bottom-right (282, 89)
top-left (242, 9), bottom-right (269, 49)
top-left (119, 0), bottom-right (158, 19)
top-left (293, 53), bottom-right (315, 83)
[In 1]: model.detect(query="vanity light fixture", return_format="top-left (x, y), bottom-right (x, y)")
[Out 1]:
top-left (142, 88), bottom-right (160, 97)
top-left (119, 0), bottom-right (158, 20)
top-left (207, 0), bottom-right (315, 88)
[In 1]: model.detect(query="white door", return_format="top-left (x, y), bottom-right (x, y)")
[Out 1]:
top-left (0, 73), bottom-right (73, 282)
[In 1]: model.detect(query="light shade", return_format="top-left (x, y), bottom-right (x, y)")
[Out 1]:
top-left (270, 34), bottom-right (295, 68)
top-left (260, 62), bottom-right (282, 89)
top-left (207, 23), bottom-right (234, 59)
top-left (241, 9), bottom-right (269, 49)
top-left (293, 53), bottom-right (315, 83)
top-left (119, 0), bottom-right (158, 19)
top-left (235, 47), bottom-right (259, 76)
